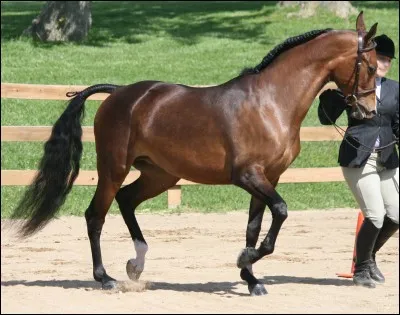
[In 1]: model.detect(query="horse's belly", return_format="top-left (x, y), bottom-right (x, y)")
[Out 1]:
top-left (135, 141), bottom-right (231, 184)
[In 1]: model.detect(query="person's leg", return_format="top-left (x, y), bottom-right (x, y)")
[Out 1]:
top-left (341, 153), bottom-right (386, 288)
top-left (380, 166), bottom-right (399, 224)
top-left (371, 167), bottom-right (399, 283)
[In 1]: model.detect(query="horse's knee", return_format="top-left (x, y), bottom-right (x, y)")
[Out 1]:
top-left (272, 201), bottom-right (288, 222)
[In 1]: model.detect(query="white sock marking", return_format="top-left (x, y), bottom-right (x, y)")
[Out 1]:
top-left (133, 240), bottom-right (148, 271)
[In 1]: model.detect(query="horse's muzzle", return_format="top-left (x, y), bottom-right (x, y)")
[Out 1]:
top-left (350, 110), bottom-right (365, 120)
top-left (350, 104), bottom-right (376, 120)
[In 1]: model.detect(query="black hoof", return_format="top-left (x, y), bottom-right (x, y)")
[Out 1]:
top-left (102, 280), bottom-right (118, 290)
top-left (237, 247), bottom-right (259, 269)
top-left (249, 283), bottom-right (268, 296)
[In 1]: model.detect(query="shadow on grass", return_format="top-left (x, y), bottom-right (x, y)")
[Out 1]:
top-left (1, 1), bottom-right (277, 47)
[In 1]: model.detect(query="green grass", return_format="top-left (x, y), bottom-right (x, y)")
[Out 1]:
top-left (1, 182), bottom-right (358, 218)
top-left (1, 141), bottom-right (342, 170)
top-left (1, 1), bottom-right (398, 217)
top-left (1, 1), bottom-right (398, 84)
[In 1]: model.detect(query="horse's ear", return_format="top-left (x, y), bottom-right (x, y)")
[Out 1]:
top-left (356, 11), bottom-right (366, 32)
top-left (364, 22), bottom-right (378, 46)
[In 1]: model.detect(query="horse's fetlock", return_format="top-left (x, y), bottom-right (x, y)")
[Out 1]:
top-left (93, 267), bottom-right (106, 282)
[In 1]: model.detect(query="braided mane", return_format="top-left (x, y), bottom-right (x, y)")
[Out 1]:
top-left (240, 28), bottom-right (333, 75)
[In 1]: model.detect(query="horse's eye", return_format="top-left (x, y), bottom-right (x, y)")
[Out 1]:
top-left (368, 66), bottom-right (376, 74)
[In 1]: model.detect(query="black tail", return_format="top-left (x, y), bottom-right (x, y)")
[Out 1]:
top-left (10, 84), bottom-right (121, 237)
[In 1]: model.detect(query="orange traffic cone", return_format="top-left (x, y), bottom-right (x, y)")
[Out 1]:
top-left (336, 211), bottom-right (364, 278)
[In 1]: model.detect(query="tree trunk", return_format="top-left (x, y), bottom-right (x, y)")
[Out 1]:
top-left (277, 1), bottom-right (358, 19)
top-left (23, 1), bottom-right (92, 42)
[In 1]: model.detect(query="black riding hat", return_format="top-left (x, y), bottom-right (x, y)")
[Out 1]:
top-left (374, 34), bottom-right (396, 59)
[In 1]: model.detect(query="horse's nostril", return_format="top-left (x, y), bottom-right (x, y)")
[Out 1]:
top-left (371, 110), bottom-right (377, 116)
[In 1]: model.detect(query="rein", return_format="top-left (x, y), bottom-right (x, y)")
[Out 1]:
top-left (320, 101), bottom-right (398, 153)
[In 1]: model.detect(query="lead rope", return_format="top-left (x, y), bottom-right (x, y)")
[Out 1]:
top-left (320, 100), bottom-right (398, 153)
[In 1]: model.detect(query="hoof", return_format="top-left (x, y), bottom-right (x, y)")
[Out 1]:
top-left (126, 259), bottom-right (143, 281)
top-left (249, 283), bottom-right (268, 296)
top-left (102, 280), bottom-right (118, 290)
top-left (237, 247), bottom-right (259, 269)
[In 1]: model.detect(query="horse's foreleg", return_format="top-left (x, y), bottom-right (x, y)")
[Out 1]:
top-left (239, 196), bottom-right (266, 294)
top-left (115, 164), bottom-right (179, 281)
top-left (233, 165), bottom-right (287, 295)
top-left (237, 199), bottom-right (288, 268)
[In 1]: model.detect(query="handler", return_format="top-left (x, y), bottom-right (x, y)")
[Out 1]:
top-left (318, 34), bottom-right (399, 288)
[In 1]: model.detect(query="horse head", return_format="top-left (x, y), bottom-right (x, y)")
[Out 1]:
top-left (330, 11), bottom-right (378, 120)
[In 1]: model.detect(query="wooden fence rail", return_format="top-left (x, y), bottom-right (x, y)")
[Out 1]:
top-left (1, 83), bottom-right (343, 208)
top-left (1, 126), bottom-right (346, 142)
top-left (1, 82), bottom-right (338, 101)
top-left (1, 168), bottom-right (345, 208)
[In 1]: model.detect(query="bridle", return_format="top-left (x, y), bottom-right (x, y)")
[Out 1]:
top-left (343, 31), bottom-right (377, 119)
top-left (321, 31), bottom-right (398, 153)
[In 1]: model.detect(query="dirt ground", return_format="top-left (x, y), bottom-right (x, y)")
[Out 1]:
top-left (1, 208), bottom-right (398, 314)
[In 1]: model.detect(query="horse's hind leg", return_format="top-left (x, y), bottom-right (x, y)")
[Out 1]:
top-left (115, 162), bottom-right (179, 281)
top-left (85, 173), bottom-right (127, 290)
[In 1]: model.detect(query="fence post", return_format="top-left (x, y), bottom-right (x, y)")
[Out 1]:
top-left (168, 185), bottom-right (181, 208)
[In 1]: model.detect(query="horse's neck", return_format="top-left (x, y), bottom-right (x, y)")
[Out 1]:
top-left (258, 63), bottom-right (329, 129)
top-left (257, 32), bottom-right (348, 128)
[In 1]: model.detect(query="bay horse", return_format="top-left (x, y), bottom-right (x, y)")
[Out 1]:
top-left (11, 12), bottom-right (378, 296)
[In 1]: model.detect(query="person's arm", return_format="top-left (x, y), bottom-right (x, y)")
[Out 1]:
top-left (392, 110), bottom-right (399, 136)
top-left (318, 89), bottom-right (347, 125)
top-left (392, 102), bottom-right (399, 146)
top-left (391, 83), bottom-right (399, 146)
